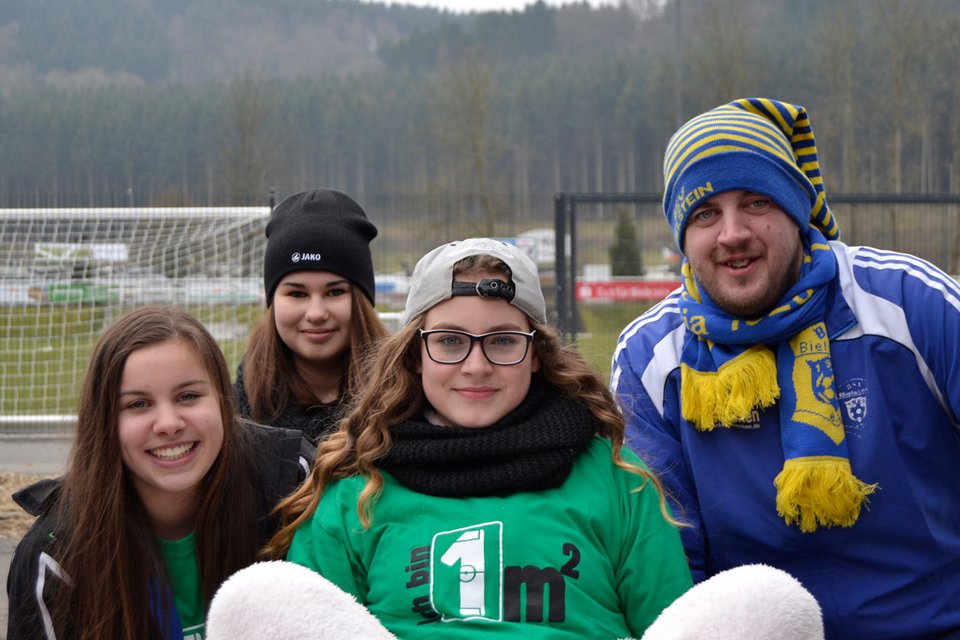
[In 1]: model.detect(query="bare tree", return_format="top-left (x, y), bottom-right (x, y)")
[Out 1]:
top-left (218, 70), bottom-right (277, 205)
top-left (683, 0), bottom-right (766, 107)
top-left (816, 0), bottom-right (860, 193)
top-left (429, 47), bottom-right (506, 237)
top-left (866, 0), bottom-right (930, 193)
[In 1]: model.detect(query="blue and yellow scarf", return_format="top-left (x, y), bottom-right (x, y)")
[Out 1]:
top-left (678, 229), bottom-right (877, 532)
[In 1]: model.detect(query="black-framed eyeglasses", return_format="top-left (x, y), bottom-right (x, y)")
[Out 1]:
top-left (420, 329), bottom-right (536, 366)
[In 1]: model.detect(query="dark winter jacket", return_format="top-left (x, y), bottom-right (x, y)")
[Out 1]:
top-left (5, 421), bottom-right (314, 640)
top-left (235, 361), bottom-right (345, 444)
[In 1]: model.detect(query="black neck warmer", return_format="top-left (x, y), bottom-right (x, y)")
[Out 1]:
top-left (380, 377), bottom-right (599, 497)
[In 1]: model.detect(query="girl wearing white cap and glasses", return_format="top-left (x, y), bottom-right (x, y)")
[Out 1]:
top-left (263, 238), bottom-right (692, 639)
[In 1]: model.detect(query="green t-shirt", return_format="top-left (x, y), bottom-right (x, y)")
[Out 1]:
top-left (288, 437), bottom-right (692, 639)
top-left (158, 533), bottom-right (205, 640)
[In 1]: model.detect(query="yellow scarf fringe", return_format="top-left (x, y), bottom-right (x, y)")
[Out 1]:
top-left (680, 346), bottom-right (779, 430)
top-left (774, 457), bottom-right (878, 533)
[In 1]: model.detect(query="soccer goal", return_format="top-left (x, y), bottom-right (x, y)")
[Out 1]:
top-left (0, 206), bottom-right (270, 433)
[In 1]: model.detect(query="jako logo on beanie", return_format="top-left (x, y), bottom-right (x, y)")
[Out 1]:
top-left (291, 252), bottom-right (322, 263)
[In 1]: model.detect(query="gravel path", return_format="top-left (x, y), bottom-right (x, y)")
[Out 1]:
top-left (0, 472), bottom-right (47, 540)
top-left (1, 472), bottom-right (51, 640)
top-left (0, 435), bottom-right (70, 640)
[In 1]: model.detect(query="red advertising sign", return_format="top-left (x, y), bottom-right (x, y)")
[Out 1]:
top-left (576, 279), bottom-right (680, 303)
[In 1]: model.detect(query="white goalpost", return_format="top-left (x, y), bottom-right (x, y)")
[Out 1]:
top-left (0, 206), bottom-right (271, 433)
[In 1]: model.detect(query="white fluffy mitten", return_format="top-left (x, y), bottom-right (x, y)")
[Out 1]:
top-left (641, 563), bottom-right (824, 640)
top-left (206, 560), bottom-right (395, 640)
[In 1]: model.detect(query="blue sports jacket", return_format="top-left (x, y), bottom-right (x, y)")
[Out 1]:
top-left (612, 241), bottom-right (960, 640)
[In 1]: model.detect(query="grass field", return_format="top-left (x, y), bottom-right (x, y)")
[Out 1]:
top-left (0, 300), bottom-right (654, 423)
top-left (575, 302), bottom-right (655, 377)
top-left (0, 304), bottom-right (263, 416)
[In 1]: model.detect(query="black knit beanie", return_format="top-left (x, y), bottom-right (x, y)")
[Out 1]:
top-left (263, 189), bottom-right (377, 305)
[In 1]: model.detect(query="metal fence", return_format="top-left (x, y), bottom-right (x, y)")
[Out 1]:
top-left (553, 193), bottom-right (960, 340)
top-left (2, 193), bottom-right (958, 433)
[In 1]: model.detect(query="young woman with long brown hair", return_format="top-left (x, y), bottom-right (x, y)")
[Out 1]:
top-left (236, 188), bottom-right (389, 444)
top-left (6, 306), bottom-right (312, 640)
top-left (264, 238), bottom-right (692, 639)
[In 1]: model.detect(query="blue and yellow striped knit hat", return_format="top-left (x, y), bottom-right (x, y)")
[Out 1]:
top-left (663, 97), bottom-right (839, 251)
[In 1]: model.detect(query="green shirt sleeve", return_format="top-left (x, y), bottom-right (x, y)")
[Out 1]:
top-left (287, 477), bottom-right (368, 601)
top-left (614, 447), bottom-right (693, 635)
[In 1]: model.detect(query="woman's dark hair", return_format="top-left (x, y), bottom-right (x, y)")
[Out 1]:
top-left (53, 305), bottom-right (258, 640)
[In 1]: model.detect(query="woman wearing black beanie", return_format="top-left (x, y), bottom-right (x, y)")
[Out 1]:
top-left (235, 189), bottom-right (389, 443)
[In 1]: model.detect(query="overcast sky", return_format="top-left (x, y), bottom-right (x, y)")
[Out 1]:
top-left (372, 0), bottom-right (620, 14)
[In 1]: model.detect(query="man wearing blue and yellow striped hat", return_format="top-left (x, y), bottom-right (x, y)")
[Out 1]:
top-left (612, 98), bottom-right (960, 639)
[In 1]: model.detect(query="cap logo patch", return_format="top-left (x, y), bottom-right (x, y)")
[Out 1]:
top-left (673, 181), bottom-right (714, 220)
top-left (291, 252), bottom-right (322, 263)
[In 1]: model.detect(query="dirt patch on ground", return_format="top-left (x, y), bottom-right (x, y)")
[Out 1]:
top-left (0, 472), bottom-right (52, 541)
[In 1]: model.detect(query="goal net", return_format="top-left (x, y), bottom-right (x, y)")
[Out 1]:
top-left (0, 207), bottom-right (270, 433)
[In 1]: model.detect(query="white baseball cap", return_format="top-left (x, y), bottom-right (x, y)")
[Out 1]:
top-left (401, 237), bottom-right (547, 326)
